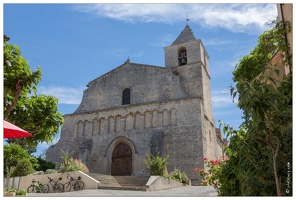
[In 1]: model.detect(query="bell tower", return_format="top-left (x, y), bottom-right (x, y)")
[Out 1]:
top-left (163, 24), bottom-right (214, 126)
top-left (164, 25), bottom-right (209, 70)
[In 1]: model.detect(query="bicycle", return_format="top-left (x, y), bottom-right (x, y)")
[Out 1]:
top-left (63, 173), bottom-right (84, 192)
top-left (27, 179), bottom-right (49, 193)
top-left (45, 176), bottom-right (64, 193)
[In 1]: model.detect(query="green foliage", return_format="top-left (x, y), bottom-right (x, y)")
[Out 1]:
top-left (58, 150), bottom-right (89, 173)
top-left (33, 171), bottom-right (45, 175)
top-left (232, 20), bottom-right (291, 82)
top-left (32, 181), bottom-right (41, 193)
top-left (5, 94), bottom-right (64, 149)
top-left (166, 167), bottom-right (189, 184)
top-left (59, 149), bottom-right (73, 167)
top-left (217, 127), bottom-right (287, 196)
top-left (143, 152), bottom-right (188, 184)
top-left (143, 152), bottom-right (169, 176)
top-left (59, 158), bottom-right (89, 173)
top-left (6, 138), bottom-right (37, 154)
top-left (3, 41), bottom-right (64, 151)
top-left (3, 42), bottom-right (42, 98)
top-left (35, 156), bottom-right (56, 172)
top-left (16, 190), bottom-right (27, 196)
top-left (4, 143), bottom-right (39, 177)
top-left (4, 188), bottom-right (16, 193)
top-left (4, 189), bottom-right (27, 197)
top-left (194, 156), bottom-right (229, 191)
top-left (216, 18), bottom-right (293, 196)
top-left (10, 158), bottom-right (35, 177)
top-left (45, 169), bottom-right (58, 174)
top-left (218, 71), bottom-right (292, 196)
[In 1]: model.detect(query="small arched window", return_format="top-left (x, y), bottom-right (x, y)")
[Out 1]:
top-left (178, 47), bottom-right (187, 66)
top-left (122, 88), bottom-right (131, 105)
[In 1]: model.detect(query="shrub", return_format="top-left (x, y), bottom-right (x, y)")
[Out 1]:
top-left (143, 152), bottom-right (169, 176)
top-left (5, 188), bottom-right (27, 196)
top-left (33, 171), bottom-right (44, 175)
top-left (10, 158), bottom-right (34, 177)
top-left (16, 190), bottom-right (27, 196)
top-left (4, 143), bottom-right (39, 177)
top-left (72, 158), bottom-right (89, 172)
top-left (45, 169), bottom-right (58, 174)
top-left (4, 188), bottom-right (16, 193)
top-left (35, 156), bottom-right (56, 172)
top-left (58, 158), bottom-right (89, 173)
top-left (58, 150), bottom-right (89, 173)
top-left (194, 156), bottom-right (229, 191)
top-left (166, 167), bottom-right (189, 184)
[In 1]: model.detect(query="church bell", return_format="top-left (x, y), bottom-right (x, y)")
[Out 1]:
top-left (181, 58), bottom-right (186, 64)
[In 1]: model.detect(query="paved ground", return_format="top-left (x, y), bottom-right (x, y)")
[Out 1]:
top-left (27, 185), bottom-right (218, 197)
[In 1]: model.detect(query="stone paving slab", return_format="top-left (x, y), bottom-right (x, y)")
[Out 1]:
top-left (27, 185), bottom-right (218, 197)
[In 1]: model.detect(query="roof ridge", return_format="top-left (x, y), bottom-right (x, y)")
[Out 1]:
top-left (88, 61), bottom-right (165, 85)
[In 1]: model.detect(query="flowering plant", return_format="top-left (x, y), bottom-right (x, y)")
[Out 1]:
top-left (194, 156), bottom-right (229, 191)
top-left (165, 167), bottom-right (189, 184)
top-left (58, 150), bottom-right (89, 173)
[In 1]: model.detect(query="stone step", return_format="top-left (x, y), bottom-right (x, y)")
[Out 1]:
top-left (87, 173), bottom-right (121, 186)
top-left (98, 185), bottom-right (147, 191)
top-left (114, 176), bottom-right (150, 186)
top-left (86, 173), bottom-right (150, 191)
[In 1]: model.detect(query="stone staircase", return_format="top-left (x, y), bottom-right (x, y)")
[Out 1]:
top-left (86, 173), bottom-right (150, 191)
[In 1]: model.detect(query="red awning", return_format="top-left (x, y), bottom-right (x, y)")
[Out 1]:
top-left (3, 120), bottom-right (32, 138)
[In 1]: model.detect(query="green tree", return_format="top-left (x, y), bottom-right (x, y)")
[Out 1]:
top-left (4, 143), bottom-right (38, 177)
top-left (35, 156), bottom-right (56, 172)
top-left (10, 158), bottom-right (35, 177)
top-left (233, 19), bottom-right (292, 82)
top-left (4, 40), bottom-right (64, 152)
top-left (218, 19), bottom-right (292, 196)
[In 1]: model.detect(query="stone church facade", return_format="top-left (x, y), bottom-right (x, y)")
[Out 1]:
top-left (46, 25), bottom-right (225, 184)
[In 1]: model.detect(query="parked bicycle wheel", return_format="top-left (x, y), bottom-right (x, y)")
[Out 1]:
top-left (63, 182), bottom-right (71, 192)
top-left (54, 183), bottom-right (64, 193)
top-left (27, 185), bottom-right (38, 193)
top-left (40, 184), bottom-right (49, 193)
top-left (73, 181), bottom-right (84, 191)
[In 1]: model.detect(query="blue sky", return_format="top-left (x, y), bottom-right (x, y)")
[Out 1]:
top-left (3, 3), bottom-right (279, 157)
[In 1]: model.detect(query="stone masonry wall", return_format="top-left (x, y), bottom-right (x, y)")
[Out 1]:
top-left (46, 98), bottom-right (203, 176)
top-left (75, 63), bottom-right (188, 114)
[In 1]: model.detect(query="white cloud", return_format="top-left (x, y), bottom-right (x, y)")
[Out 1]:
top-left (211, 89), bottom-right (238, 107)
top-left (72, 4), bottom-right (277, 34)
top-left (195, 4), bottom-right (276, 34)
top-left (37, 85), bottom-right (85, 104)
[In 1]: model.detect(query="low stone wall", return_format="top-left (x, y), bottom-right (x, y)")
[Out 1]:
top-left (146, 176), bottom-right (185, 191)
top-left (6, 173), bottom-right (186, 192)
top-left (17, 171), bottom-right (99, 193)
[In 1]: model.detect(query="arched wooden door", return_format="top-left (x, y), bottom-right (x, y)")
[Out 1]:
top-left (111, 143), bottom-right (132, 176)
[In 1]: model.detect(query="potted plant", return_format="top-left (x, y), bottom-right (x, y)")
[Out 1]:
top-left (4, 188), bottom-right (16, 196)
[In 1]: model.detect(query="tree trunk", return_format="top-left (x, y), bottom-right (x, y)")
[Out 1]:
top-left (273, 137), bottom-right (281, 196)
top-left (4, 80), bottom-right (22, 120)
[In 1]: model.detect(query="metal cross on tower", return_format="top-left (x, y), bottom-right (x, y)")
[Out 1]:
top-left (186, 13), bottom-right (189, 25)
